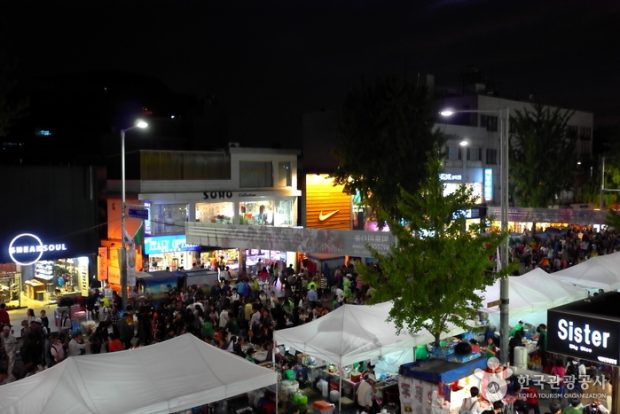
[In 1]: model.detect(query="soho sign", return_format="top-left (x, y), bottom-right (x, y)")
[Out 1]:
top-left (8, 233), bottom-right (68, 266)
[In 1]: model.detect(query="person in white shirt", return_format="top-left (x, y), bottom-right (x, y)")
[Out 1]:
top-left (68, 331), bottom-right (87, 356)
top-left (357, 374), bottom-right (376, 413)
top-left (460, 386), bottom-right (483, 414)
top-left (219, 307), bottom-right (230, 329)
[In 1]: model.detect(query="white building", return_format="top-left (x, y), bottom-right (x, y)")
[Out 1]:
top-left (436, 94), bottom-right (594, 206)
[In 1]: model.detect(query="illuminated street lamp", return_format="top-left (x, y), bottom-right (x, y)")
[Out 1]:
top-left (120, 119), bottom-right (148, 310)
top-left (459, 138), bottom-right (469, 183)
top-left (441, 107), bottom-right (511, 363)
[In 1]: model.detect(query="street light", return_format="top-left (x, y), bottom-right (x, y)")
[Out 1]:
top-left (459, 138), bottom-right (469, 183)
top-left (440, 107), bottom-right (511, 364)
top-left (120, 119), bottom-right (148, 310)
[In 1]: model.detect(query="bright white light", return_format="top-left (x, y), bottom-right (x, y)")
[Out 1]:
top-left (459, 139), bottom-right (469, 147)
top-left (170, 114), bottom-right (176, 119)
top-left (577, 161), bottom-right (582, 165)
top-left (135, 119), bottom-right (149, 129)
top-left (439, 109), bottom-right (455, 117)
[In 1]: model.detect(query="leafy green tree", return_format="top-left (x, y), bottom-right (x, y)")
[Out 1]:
top-left (359, 154), bottom-right (511, 345)
top-left (510, 103), bottom-right (575, 207)
top-left (333, 75), bottom-right (443, 219)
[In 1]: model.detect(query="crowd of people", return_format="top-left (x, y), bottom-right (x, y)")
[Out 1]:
top-left (510, 225), bottom-right (619, 274)
top-left (0, 224), bottom-right (619, 413)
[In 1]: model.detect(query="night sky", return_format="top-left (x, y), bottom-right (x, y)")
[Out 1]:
top-left (3, 0), bottom-right (619, 145)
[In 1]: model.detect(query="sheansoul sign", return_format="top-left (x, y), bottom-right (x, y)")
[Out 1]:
top-left (8, 233), bottom-right (68, 266)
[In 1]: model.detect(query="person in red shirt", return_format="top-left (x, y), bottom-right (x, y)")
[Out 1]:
top-left (0, 303), bottom-right (10, 327)
top-left (523, 385), bottom-right (540, 414)
top-left (107, 333), bottom-right (125, 352)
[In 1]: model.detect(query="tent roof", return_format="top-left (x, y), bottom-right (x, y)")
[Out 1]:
top-left (274, 301), bottom-right (464, 367)
top-left (0, 334), bottom-right (276, 414)
top-left (550, 251), bottom-right (620, 290)
top-left (479, 267), bottom-right (588, 325)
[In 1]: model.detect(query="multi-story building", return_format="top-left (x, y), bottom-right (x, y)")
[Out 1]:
top-left (437, 94), bottom-right (594, 207)
top-left (100, 145), bottom-right (302, 291)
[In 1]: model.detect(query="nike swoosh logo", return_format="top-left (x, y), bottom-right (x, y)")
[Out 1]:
top-left (319, 210), bottom-right (339, 221)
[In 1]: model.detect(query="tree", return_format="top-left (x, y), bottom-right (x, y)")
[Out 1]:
top-left (333, 75), bottom-right (443, 219)
top-left (358, 153), bottom-right (511, 346)
top-left (510, 103), bottom-right (575, 207)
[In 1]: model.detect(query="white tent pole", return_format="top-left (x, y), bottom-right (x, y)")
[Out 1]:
top-left (339, 364), bottom-right (343, 413)
top-left (273, 338), bottom-right (279, 414)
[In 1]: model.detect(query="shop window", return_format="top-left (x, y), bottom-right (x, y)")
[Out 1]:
top-left (239, 200), bottom-right (274, 225)
top-left (446, 145), bottom-right (459, 161)
top-left (274, 199), bottom-right (295, 227)
top-left (277, 161), bottom-right (292, 187)
top-left (150, 203), bottom-right (189, 235)
top-left (195, 202), bottom-right (234, 224)
top-left (240, 161), bottom-right (273, 188)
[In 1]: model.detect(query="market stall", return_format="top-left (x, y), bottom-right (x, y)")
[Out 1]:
top-left (273, 301), bottom-right (466, 412)
top-left (0, 333), bottom-right (277, 414)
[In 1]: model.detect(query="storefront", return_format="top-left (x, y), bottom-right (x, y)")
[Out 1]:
top-left (3, 232), bottom-right (90, 308)
top-left (144, 234), bottom-right (201, 272)
top-left (548, 292), bottom-right (620, 412)
top-left (487, 206), bottom-right (609, 233)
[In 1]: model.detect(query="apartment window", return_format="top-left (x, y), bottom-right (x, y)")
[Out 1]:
top-left (277, 161), bottom-right (292, 187)
top-left (468, 147), bottom-right (482, 161)
top-left (480, 115), bottom-right (498, 132)
top-left (239, 161), bottom-right (273, 188)
top-left (486, 148), bottom-right (498, 165)
top-left (447, 145), bottom-right (460, 161)
top-left (567, 125), bottom-right (578, 140)
top-left (579, 126), bottom-right (592, 141)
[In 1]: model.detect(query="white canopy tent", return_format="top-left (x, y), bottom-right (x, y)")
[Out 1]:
top-left (273, 301), bottom-right (465, 411)
top-left (274, 301), bottom-right (465, 369)
top-left (479, 267), bottom-right (588, 327)
top-left (550, 251), bottom-right (620, 290)
top-left (0, 334), bottom-right (277, 414)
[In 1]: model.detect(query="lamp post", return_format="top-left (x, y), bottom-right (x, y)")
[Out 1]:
top-left (440, 108), bottom-right (511, 364)
top-left (459, 138), bottom-right (469, 184)
top-left (120, 119), bottom-right (148, 311)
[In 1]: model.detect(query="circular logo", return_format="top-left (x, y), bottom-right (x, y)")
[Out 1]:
top-left (8, 233), bottom-right (44, 266)
top-left (474, 357), bottom-right (512, 403)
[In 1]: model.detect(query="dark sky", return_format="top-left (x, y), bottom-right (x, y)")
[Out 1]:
top-left (3, 0), bottom-right (620, 144)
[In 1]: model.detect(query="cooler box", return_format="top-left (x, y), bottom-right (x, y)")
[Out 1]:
top-left (313, 400), bottom-right (335, 414)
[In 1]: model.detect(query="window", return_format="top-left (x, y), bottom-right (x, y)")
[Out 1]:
top-left (486, 148), bottom-right (498, 165)
top-left (240, 161), bottom-right (273, 188)
top-left (150, 203), bottom-right (189, 235)
top-left (480, 115), bottom-right (498, 132)
top-left (567, 125), bottom-right (578, 140)
top-left (579, 126), bottom-right (592, 141)
top-left (447, 145), bottom-right (460, 161)
top-left (277, 161), bottom-right (292, 187)
top-left (195, 202), bottom-right (234, 224)
top-left (468, 147), bottom-right (482, 161)
top-left (239, 200), bottom-right (274, 225)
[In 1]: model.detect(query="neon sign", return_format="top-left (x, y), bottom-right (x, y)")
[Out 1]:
top-left (8, 233), bottom-right (68, 265)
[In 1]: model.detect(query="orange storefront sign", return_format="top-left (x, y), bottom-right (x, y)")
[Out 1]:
top-left (305, 174), bottom-right (352, 230)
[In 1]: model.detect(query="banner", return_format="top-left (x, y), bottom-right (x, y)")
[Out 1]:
top-left (186, 223), bottom-right (396, 258)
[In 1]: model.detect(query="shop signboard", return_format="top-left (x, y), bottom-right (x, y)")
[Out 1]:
top-left (547, 308), bottom-right (620, 366)
top-left (144, 235), bottom-right (200, 255)
top-left (7, 232), bottom-right (69, 266)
